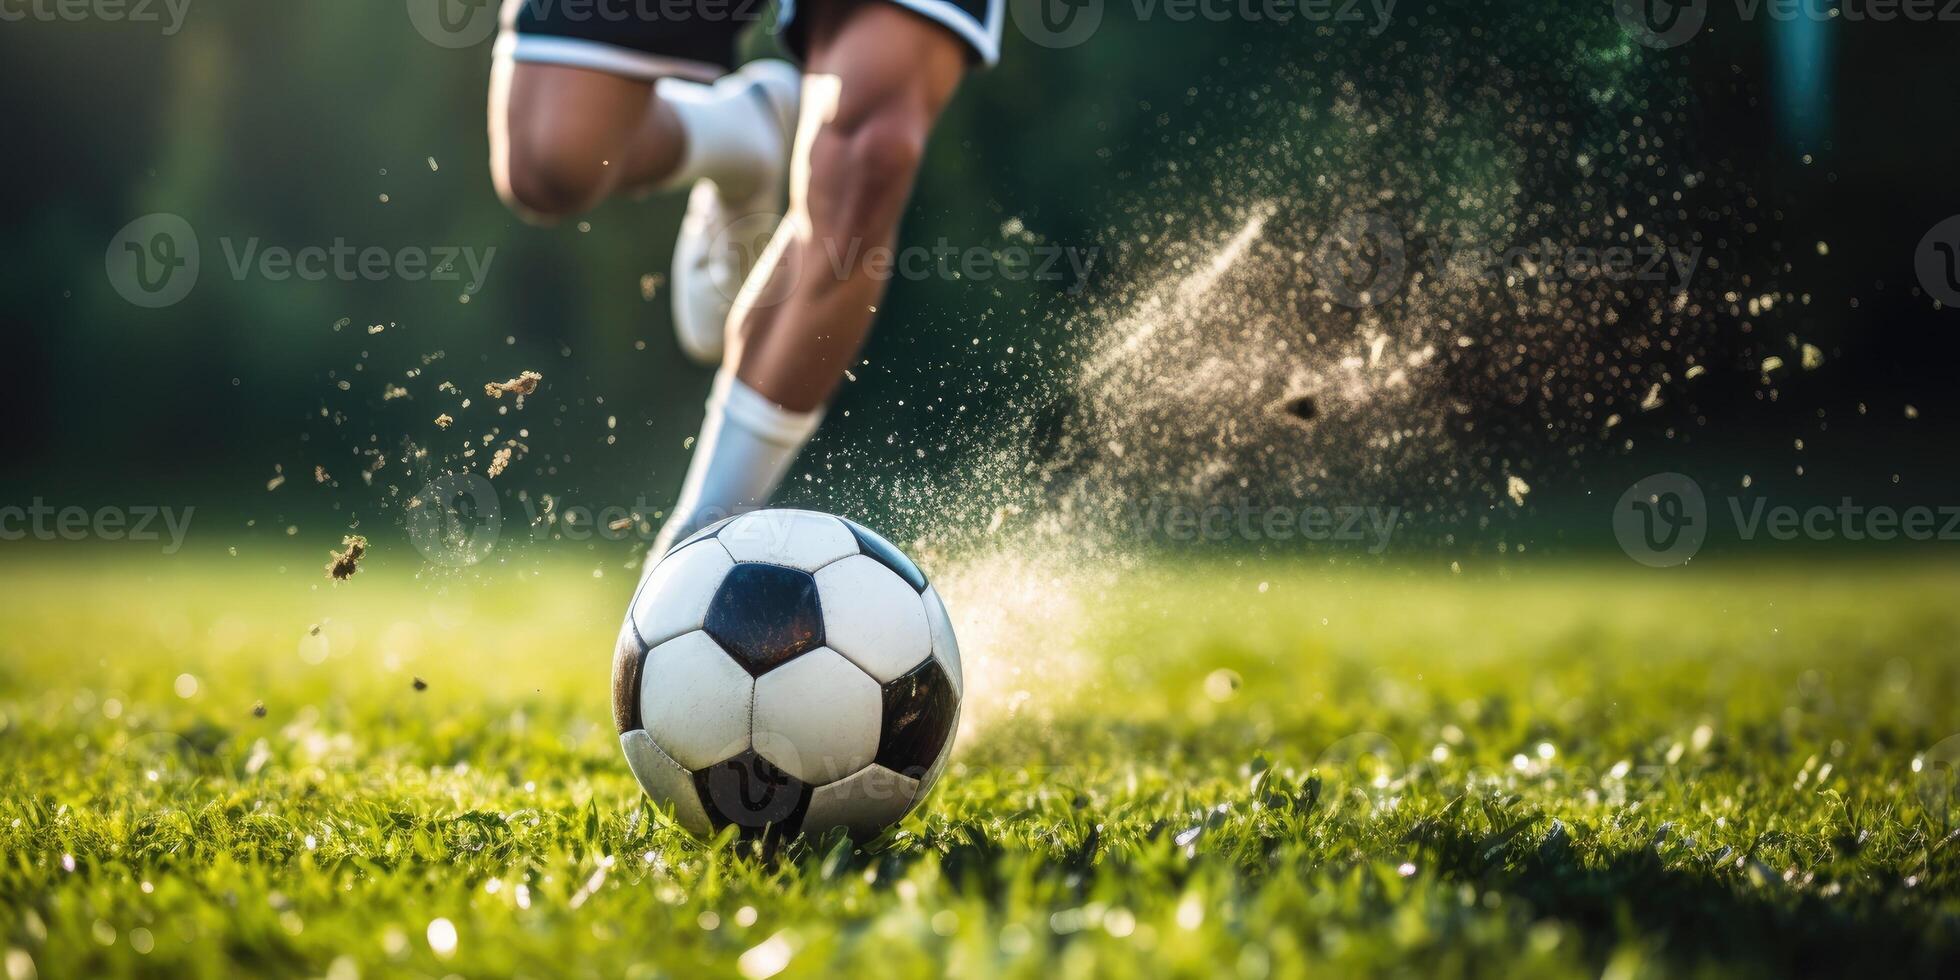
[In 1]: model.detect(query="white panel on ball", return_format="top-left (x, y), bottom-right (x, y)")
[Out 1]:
top-left (640, 631), bottom-right (755, 771)
top-left (814, 555), bottom-right (932, 683)
top-left (920, 585), bottom-right (964, 697)
top-left (717, 509), bottom-right (859, 571)
top-left (752, 647), bottom-right (881, 784)
top-left (632, 539), bottom-right (736, 649)
top-left (801, 764), bottom-right (921, 839)
top-left (620, 729), bottom-right (713, 836)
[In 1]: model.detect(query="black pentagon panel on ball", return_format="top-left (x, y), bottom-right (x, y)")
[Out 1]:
top-left (692, 749), bottom-right (813, 840)
top-left (704, 563), bottom-right (825, 675)
top-left (840, 517), bottom-right (927, 592)
top-left (610, 621), bottom-right (647, 734)
top-left (875, 658), bottom-right (958, 777)
top-left (666, 514), bottom-right (737, 557)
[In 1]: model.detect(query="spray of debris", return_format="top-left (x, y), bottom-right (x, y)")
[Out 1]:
top-left (809, 17), bottom-right (1820, 730)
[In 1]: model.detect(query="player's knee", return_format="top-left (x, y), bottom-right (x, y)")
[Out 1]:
top-left (498, 143), bottom-right (609, 220)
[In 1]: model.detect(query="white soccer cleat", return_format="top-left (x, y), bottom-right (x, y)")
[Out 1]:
top-left (670, 60), bottom-right (801, 366)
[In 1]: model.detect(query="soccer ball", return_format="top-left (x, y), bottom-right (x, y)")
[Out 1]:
top-left (611, 509), bottom-right (962, 841)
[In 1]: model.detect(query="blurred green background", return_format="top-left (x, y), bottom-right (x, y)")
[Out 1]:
top-left (6, 8), bottom-right (1960, 975)
top-left (3, 0), bottom-right (1960, 562)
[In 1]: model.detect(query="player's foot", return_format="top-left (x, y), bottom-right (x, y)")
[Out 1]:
top-left (671, 60), bottom-right (801, 366)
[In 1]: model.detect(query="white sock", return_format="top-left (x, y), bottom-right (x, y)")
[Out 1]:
top-left (656, 75), bottom-right (782, 201)
top-left (651, 371), bottom-right (823, 559)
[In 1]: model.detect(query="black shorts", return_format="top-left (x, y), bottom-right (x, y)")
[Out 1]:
top-left (494, 0), bottom-right (1002, 81)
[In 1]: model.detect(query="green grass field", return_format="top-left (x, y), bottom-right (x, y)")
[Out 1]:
top-left (2, 550), bottom-right (1959, 978)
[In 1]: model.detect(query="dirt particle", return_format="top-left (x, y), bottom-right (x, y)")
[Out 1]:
top-left (1276, 394), bottom-right (1318, 423)
top-left (484, 371), bottom-right (542, 399)
top-left (1506, 475), bottom-right (1532, 507)
top-left (326, 535), bottom-right (368, 581)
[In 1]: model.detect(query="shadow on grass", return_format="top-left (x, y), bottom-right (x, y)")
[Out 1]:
top-left (1418, 819), bottom-right (1960, 978)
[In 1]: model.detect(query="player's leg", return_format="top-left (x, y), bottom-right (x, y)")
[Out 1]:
top-left (728, 3), bottom-right (969, 411)
top-left (489, 61), bottom-right (689, 221)
top-left (489, 5), bottom-right (798, 365)
top-left (490, 64), bottom-right (795, 216)
top-left (649, 2), bottom-right (976, 555)
top-left (489, 2), bottom-right (742, 219)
